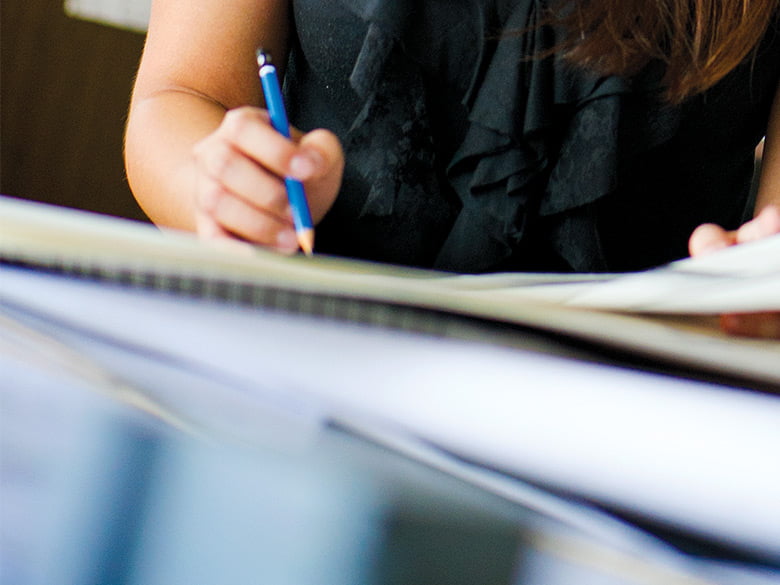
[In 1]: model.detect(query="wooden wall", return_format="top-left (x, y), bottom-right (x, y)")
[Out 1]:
top-left (1, 0), bottom-right (148, 221)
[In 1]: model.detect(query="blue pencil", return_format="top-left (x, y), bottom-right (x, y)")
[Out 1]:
top-left (256, 49), bottom-right (315, 256)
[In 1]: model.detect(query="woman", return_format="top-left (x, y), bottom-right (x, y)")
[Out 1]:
top-left (125, 0), bottom-right (780, 335)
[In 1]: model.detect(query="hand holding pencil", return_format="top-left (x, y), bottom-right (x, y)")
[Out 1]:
top-left (257, 49), bottom-right (315, 255)
top-left (189, 53), bottom-right (344, 255)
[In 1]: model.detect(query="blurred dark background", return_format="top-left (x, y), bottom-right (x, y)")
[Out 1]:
top-left (1, 0), bottom-right (149, 221)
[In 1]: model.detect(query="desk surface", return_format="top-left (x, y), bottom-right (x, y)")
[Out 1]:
top-left (2, 265), bottom-right (780, 585)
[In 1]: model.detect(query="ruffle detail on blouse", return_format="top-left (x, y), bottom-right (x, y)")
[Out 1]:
top-left (439, 0), bottom-right (637, 272)
top-left (346, 52), bottom-right (439, 219)
top-left (334, 0), bottom-right (680, 272)
top-left (334, 0), bottom-right (445, 220)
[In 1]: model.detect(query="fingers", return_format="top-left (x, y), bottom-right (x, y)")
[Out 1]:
top-left (196, 181), bottom-right (299, 252)
top-left (191, 106), bottom-right (343, 251)
top-left (195, 138), bottom-right (292, 222)
top-left (688, 223), bottom-right (736, 256)
top-left (298, 128), bottom-right (345, 220)
top-left (193, 135), bottom-right (295, 251)
top-left (219, 107), bottom-right (325, 182)
top-left (688, 205), bottom-right (780, 257)
top-left (689, 206), bottom-right (780, 340)
top-left (735, 205), bottom-right (780, 244)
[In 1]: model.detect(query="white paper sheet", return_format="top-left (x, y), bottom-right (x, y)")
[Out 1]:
top-left (494, 234), bottom-right (780, 313)
top-left (2, 265), bottom-right (780, 563)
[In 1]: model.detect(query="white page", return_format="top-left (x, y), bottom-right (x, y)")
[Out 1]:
top-left (498, 234), bottom-right (780, 313)
top-left (1, 194), bottom-right (779, 316)
top-left (2, 265), bottom-right (780, 562)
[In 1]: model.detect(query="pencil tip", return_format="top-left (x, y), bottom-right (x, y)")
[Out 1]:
top-left (298, 229), bottom-right (315, 256)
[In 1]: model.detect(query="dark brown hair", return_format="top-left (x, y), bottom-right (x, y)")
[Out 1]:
top-left (555, 0), bottom-right (779, 102)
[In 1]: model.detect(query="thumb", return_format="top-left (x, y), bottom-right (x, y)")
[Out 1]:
top-left (688, 223), bottom-right (736, 257)
top-left (296, 129), bottom-right (345, 223)
top-left (298, 129), bottom-right (345, 178)
top-left (736, 204), bottom-right (780, 244)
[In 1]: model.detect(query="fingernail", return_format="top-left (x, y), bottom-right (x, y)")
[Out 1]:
top-left (289, 150), bottom-right (323, 180)
top-left (276, 229), bottom-right (299, 252)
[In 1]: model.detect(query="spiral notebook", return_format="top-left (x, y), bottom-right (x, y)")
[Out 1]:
top-left (1, 194), bottom-right (778, 387)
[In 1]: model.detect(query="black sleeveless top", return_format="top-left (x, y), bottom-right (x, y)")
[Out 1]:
top-left (285, 0), bottom-right (780, 273)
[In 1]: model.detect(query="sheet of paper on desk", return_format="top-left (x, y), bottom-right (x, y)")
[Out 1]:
top-left (1, 194), bottom-right (778, 316)
top-left (476, 234), bottom-right (780, 313)
top-left (2, 265), bottom-right (780, 566)
top-left (0, 195), bottom-right (778, 392)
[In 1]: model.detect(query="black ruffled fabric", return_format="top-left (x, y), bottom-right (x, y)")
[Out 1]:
top-left (287, 0), bottom-right (780, 272)
top-left (435, 0), bottom-right (638, 272)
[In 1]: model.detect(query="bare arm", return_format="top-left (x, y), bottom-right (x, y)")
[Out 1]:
top-left (755, 82), bottom-right (780, 214)
top-left (125, 0), bottom-right (342, 249)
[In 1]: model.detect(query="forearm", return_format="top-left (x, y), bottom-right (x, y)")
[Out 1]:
top-left (124, 0), bottom-right (290, 230)
top-left (125, 88), bottom-right (227, 230)
top-left (755, 82), bottom-right (780, 212)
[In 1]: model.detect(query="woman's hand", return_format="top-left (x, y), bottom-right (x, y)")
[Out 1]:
top-left (689, 205), bottom-right (780, 338)
top-left (191, 106), bottom-right (344, 253)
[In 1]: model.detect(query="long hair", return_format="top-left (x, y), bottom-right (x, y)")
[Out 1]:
top-left (556, 0), bottom-right (779, 102)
